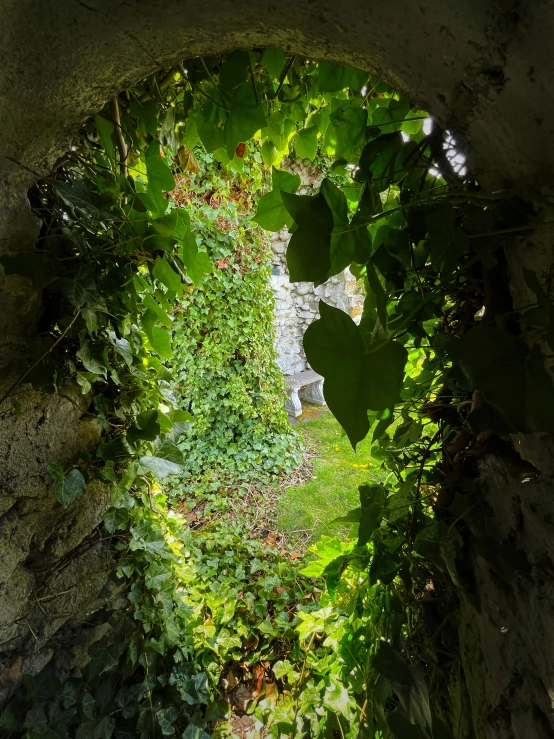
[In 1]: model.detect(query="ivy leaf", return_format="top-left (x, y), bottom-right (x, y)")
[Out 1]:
top-left (48, 463), bottom-right (86, 507)
top-left (23, 705), bottom-right (47, 733)
top-left (56, 270), bottom-right (104, 309)
top-left (130, 518), bottom-right (166, 555)
top-left (81, 691), bottom-right (96, 720)
top-left (107, 330), bottom-right (133, 367)
top-left (83, 307), bottom-right (98, 333)
top-left (169, 664), bottom-right (209, 705)
top-left (127, 410), bottom-right (160, 444)
top-left (145, 562), bottom-right (172, 591)
top-left (283, 190), bottom-right (333, 282)
top-left (140, 439), bottom-right (185, 479)
top-left (77, 341), bottom-right (108, 377)
top-left (60, 681), bottom-right (77, 709)
top-left (318, 61), bottom-right (367, 92)
top-left (323, 677), bottom-right (353, 719)
top-left (103, 507), bottom-right (129, 533)
top-left (52, 180), bottom-right (114, 221)
top-left (294, 125), bottom-right (318, 160)
top-left (182, 725), bottom-right (211, 739)
top-left (253, 167), bottom-right (300, 231)
top-left (87, 644), bottom-right (119, 679)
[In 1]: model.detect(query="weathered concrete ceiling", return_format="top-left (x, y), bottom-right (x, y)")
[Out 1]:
top-left (0, 0), bottom-right (553, 367)
top-left (1, 0), bottom-right (553, 194)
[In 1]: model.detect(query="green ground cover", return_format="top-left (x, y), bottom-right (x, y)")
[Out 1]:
top-left (277, 407), bottom-right (387, 545)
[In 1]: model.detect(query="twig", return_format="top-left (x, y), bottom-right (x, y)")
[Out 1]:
top-left (294, 631), bottom-right (316, 724)
top-left (196, 87), bottom-right (230, 112)
top-left (199, 56), bottom-right (214, 83)
top-left (275, 55), bottom-right (297, 99)
top-left (248, 56), bottom-right (259, 104)
top-left (0, 310), bottom-right (81, 409)
top-left (410, 242), bottom-right (425, 298)
top-left (407, 427), bottom-right (442, 547)
top-left (138, 67), bottom-right (179, 102)
top-left (110, 98), bottom-right (129, 176)
top-left (35, 584), bottom-right (79, 603)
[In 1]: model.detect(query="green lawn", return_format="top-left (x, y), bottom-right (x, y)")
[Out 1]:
top-left (276, 408), bottom-right (386, 545)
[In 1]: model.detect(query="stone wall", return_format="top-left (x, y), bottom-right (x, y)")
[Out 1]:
top-left (269, 159), bottom-right (364, 375)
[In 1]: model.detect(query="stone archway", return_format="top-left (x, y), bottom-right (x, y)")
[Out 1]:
top-left (2, 3), bottom-right (554, 736)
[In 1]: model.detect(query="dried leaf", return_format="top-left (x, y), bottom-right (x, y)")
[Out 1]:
top-left (178, 145), bottom-right (200, 173)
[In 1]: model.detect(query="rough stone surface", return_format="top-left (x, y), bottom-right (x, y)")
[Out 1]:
top-left (0, 382), bottom-right (114, 699)
top-left (1, 3), bottom-right (554, 735)
top-left (269, 159), bottom-right (364, 375)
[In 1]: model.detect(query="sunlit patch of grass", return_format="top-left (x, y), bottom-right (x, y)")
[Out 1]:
top-left (276, 407), bottom-right (386, 545)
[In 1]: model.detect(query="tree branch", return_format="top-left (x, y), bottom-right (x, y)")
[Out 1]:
top-left (110, 97), bottom-right (129, 176)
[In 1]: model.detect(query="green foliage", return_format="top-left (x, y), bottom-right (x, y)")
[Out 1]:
top-left (2, 48), bottom-right (547, 739)
top-left (169, 150), bottom-right (301, 488)
top-left (47, 463), bottom-right (87, 506)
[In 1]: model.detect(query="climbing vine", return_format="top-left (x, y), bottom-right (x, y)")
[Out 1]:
top-left (1, 48), bottom-right (550, 739)
top-left (170, 148), bottom-right (301, 493)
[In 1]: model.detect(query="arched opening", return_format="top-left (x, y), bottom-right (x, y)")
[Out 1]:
top-left (2, 6), bottom-right (554, 738)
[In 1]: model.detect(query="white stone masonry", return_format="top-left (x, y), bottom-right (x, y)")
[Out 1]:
top-left (269, 159), bottom-right (364, 375)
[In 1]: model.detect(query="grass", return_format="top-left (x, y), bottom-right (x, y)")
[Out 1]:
top-left (276, 406), bottom-right (386, 545)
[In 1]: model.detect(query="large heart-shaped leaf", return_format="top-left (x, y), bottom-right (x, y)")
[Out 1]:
top-left (304, 302), bottom-right (406, 447)
top-left (455, 324), bottom-right (554, 432)
top-left (283, 190), bottom-right (333, 283)
top-left (253, 167), bottom-right (300, 231)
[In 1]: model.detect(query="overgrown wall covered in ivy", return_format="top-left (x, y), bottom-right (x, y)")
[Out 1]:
top-left (170, 184), bottom-right (301, 491)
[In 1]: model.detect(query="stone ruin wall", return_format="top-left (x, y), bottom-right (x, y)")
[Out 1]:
top-left (269, 159), bottom-right (364, 375)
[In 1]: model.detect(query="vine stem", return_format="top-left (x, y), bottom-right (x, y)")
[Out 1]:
top-left (275, 55), bottom-right (297, 99)
top-left (199, 56), bottom-right (214, 83)
top-left (248, 56), bottom-right (259, 104)
top-left (407, 427), bottom-right (442, 547)
top-left (110, 97), bottom-right (129, 176)
top-left (196, 86), bottom-right (229, 112)
top-left (293, 631), bottom-right (316, 727)
top-left (0, 309), bottom-right (81, 409)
